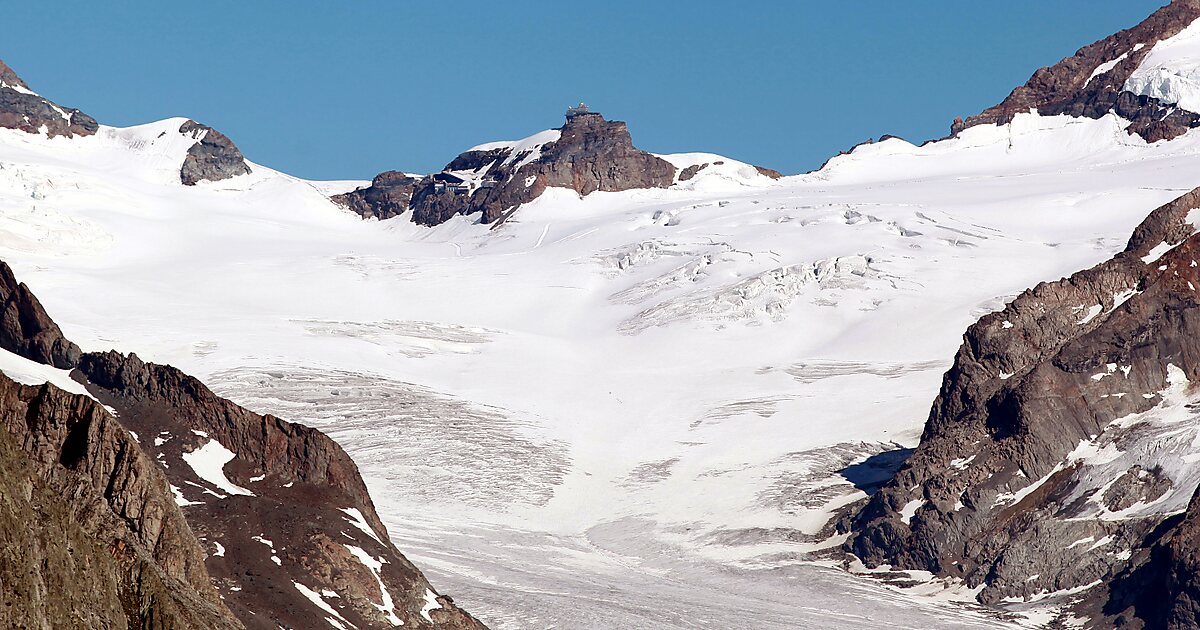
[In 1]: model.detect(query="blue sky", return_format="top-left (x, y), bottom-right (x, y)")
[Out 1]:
top-left (1, 1), bottom-right (1167, 179)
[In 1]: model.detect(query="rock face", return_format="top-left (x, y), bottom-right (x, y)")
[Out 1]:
top-left (0, 262), bottom-right (486, 628)
top-left (0, 261), bottom-right (80, 369)
top-left (952, 1), bottom-right (1200, 142)
top-left (1103, 488), bottom-right (1200, 628)
top-left (179, 119), bottom-right (252, 186)
top-left (0, 373), bottom-right (240, 628)
top-left (336, 109), bottom-right (676, 226)
top-left (0, 59), bottom-right (97, 139)
top-left (847, 188), bottom-right (1200, 626)
top-left (332, 171), bottom-right (420, 220)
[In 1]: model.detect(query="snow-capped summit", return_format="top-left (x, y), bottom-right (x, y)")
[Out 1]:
top-left (953, 0), bottom-right (1200, 142)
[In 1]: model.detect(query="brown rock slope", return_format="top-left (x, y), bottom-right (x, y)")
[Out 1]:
top-left (846, 187), bottom-right (1200, 627)
top-left (0, 373), bottom-right (241, 629)
top-left (0, 260), bottom-right (485, 629)
top-left (952, 0), bottom-right (1200, 142)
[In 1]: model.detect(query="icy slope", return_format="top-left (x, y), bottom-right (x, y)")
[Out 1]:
top-left (6, 110), bottom-right (1200, 627)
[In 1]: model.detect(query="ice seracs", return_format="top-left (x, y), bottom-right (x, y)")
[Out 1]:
top-left (1125, 18), bottom-right (1200, 112)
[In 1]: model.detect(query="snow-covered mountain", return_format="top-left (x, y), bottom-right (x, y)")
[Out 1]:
top-left (11, 2), bottom-right (1200, 627)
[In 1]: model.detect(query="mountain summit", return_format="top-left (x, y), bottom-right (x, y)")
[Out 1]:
top-left (336, 106), bottom-right (676, 226)
top-left (953, 0), bottom-right (1200, 142)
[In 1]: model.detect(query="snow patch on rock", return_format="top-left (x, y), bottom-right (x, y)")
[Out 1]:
top-left (181, 439), bottom-right (254, 497)
top-left (344, 544), bottom-right (402, 626)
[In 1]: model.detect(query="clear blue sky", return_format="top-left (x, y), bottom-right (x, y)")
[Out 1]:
top-left (0, 1), bottom-right (1167, 180)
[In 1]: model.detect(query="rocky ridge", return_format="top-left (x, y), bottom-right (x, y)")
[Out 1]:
top-left (845, 185), bottom-right (1200, 628)
top-left (0, 260), bottom-right (485, 629)
top-left (0, 60), bottom-right (97, 139)
top-left (952, 0), bottom-right (1200, 142)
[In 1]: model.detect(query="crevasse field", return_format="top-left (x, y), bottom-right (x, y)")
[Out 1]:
top-left (6, 110), bottom-right (1200, 628)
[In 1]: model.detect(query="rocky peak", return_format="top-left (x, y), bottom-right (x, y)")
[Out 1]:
top-left (336, 107), bottom-right (676, 226)
top-left (179, 119), bottom-right (252, 186)
top-left (953, 0), bottom-right (1200, 142)
top-left (0, 58), bottom-right (97, 139)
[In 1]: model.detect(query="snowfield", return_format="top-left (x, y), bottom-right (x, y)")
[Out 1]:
top-left (6, 110), bottom-right (1200, 627)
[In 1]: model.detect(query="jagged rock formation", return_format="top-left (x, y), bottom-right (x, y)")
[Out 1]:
top-left (0, 262), bottom-right (485, 628)
top-left (336, 109), bottom-right (676, 226)
top-left (846, 188), bottom-right (1200, 626)
top-left (952, 1), bottom-right (1200, 142)
top-left (179, 119), bottom-right (252, 186)
top-left (0, 59), bottom-right (97, 139)
top-left (332, 171), bottom-right (420, 220)
top-left (0, 261), bottom-right (80, 369)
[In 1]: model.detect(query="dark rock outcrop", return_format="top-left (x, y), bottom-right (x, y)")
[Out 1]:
top-left (0, 59), bottom-right (97, 139)
top-left (337, 109), bottom-right (676, 227)
top-left (0, 261), bottom-right (81, 369)
top-left (333, 171), bottom-right (420, 220)
top-left (179, 119), bottom-right (252, 186)
top-left (952, 1), bottom-right (1200, 142)
top-left (847, 187), bottom-right (1200, 626)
